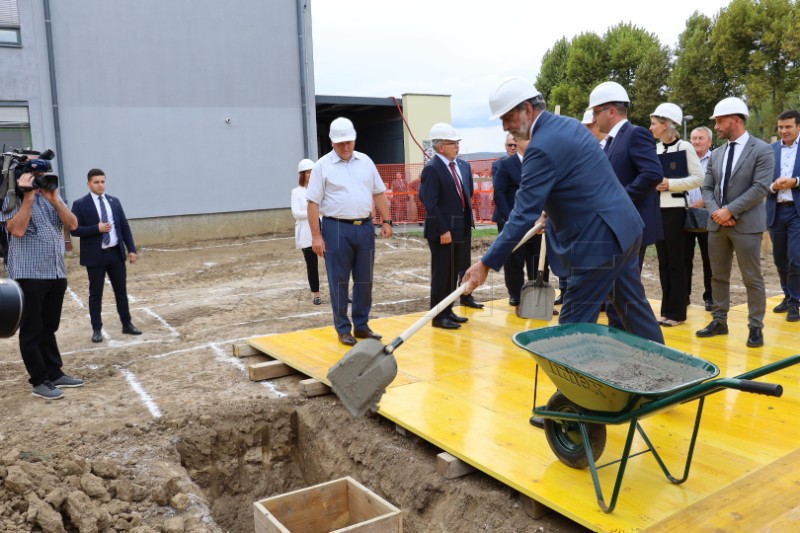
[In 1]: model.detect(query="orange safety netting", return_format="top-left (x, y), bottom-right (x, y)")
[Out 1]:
top-left (373, 159), bottom-right (498, 225)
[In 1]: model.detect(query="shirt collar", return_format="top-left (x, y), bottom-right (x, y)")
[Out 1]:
top-left (728, 131), bottom-right (749, 146)
top-left (607, 118), bottom-right (628, 138)
top-left (90, 191), bottom-right (105, 201)
top-left (781, 136), bottom-right (799, 148)
top-left (435, 153), bottom-right (457, 167)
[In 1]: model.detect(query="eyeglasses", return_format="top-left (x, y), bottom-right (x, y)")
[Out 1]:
top-left (505, 143), bottom-right (517, 147)
top-left (593, 106), bottom-right (612, 117)
top-left (441, 141), bottom-right (460, 145)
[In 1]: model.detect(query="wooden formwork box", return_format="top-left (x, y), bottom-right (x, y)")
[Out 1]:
top-left (253, 476), bottom-right (402, 533)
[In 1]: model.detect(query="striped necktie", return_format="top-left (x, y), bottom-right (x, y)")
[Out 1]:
top-left (98, 195), bottom-right (111, 246)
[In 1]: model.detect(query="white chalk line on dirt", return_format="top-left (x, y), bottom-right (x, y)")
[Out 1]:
top-left (141, 307), bottom-right (181, 337)
top-left (209, 343), bottom-right (287, 398)
top-left (66, 287), bottom-right (86, 309)
top-left (118, 368), bottom-right (162, 418)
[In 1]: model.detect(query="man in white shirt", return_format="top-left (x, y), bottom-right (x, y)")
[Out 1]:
top-left (307, 118), bottom-right (393, 346)
top-left (766, 110), bottom-right (800, 321)
top-left (687, 126), bottom-right (714, 311)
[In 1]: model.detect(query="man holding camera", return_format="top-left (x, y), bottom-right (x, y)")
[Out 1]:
top-left (71, 168), bottom-right (141, 343)
top-left (0, 164), bottom-right (84, 400)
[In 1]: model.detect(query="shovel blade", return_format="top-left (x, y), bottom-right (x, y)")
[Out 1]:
top-left (518, 279), bottom-right (556, 321)
top-left (326, 338), bottom-right (398, 417)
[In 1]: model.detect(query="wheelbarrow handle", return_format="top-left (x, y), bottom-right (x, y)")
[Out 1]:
top-left (737, 379), bottom-right (783, 397)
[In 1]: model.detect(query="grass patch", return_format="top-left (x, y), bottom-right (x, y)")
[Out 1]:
top-left (400, 227), bottom-right (498, 239)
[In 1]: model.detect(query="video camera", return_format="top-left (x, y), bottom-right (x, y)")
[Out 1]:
top-left (1, 148), bottom-right (59, 192)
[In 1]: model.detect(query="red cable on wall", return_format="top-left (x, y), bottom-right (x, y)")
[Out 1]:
top-left (391, 96), bottom-right (430, 161)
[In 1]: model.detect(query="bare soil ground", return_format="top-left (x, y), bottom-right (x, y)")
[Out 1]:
top-left (0, 228), bottom-right (781, 533)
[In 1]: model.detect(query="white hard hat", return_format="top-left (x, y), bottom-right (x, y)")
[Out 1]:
top-left (429, 122), bottom-right (461, 141)
top-left (297, 158), bottom-right (314, 173)
top-left (710, 97), bottom-right (749, 119)
top-left (589, 81), bottom-right (630, 108)
top-left (581, 109), bottom-right (594, 125)
top-left (488, 76), bottom-right (541, 120)
top-left (650, 103), bottom-right (683, 126)
top-left (329, 117), bottom-right (357, 143)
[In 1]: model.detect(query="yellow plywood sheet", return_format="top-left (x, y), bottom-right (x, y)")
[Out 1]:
top-left (248, 296), bottom-right (800, 532)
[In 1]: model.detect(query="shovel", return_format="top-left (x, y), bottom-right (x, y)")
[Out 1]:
top-left (327, 221), bottom-right (545, 417)
top-left (518, 233), bottom-right (555, 320)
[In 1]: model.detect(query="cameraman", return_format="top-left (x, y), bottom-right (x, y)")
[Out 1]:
top-left (0, 169), bottom-right (84, 400)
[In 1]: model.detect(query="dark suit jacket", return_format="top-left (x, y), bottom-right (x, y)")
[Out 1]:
top-left (71, 193), bottom-right (137, 266)
top-left (482, 111), bottom-right (644, 278)
top-left (493, 154), bottom-right (521, 224)
top-left (766, 141), bottom-right (800, 227)
top-left (702, 135), bottom-right (772, 233)
top-left (605, 121), bottom-right (664, 245)
top-left (420, 156), bottom-right (474, 242)
top-left (490, 155), bottom-right (508, 223)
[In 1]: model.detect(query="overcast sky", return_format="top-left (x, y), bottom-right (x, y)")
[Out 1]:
top-left (310, 0), bottom-right (732, 155)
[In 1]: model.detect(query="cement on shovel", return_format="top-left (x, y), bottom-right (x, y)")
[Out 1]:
top-left (518, 279), bottom-right (555, 320)
top-left (327, 338), bottom-right (398, 417)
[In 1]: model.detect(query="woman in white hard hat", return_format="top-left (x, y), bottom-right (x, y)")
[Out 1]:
top-left (291, 159), bottom-right (322, 305)
top-left (650, 103), bottom-right (704, 326)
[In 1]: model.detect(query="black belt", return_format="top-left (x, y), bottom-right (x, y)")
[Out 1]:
top-left (323, 216), bottom-right (371, 226)
top-left (101, 245), bottom-right (119, 251)
top-left (777, 201), bottom-right (795, 206)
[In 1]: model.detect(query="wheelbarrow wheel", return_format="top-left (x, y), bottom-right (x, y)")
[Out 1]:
top-left (543, 391), bottom-right (607, 469)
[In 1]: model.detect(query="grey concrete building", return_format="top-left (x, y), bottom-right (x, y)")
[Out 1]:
top-left (1, 0), bottom-right (316, 244)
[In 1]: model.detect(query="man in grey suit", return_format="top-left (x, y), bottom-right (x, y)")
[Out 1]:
top-left (696, 97), bottom-right (773, 347)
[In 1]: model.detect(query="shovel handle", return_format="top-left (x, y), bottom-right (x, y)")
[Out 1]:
top-left (537, 232), bottom-right (547, 273)
top-left (395, 221), bottom-right (544, 345)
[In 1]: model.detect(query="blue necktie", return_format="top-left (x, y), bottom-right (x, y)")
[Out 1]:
top-left (98, 195), bottom-right (111, 246)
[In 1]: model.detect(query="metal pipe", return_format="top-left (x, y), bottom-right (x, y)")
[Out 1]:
top-left (296, 0), bottom-right (311, 157)
top-left (42, 0), bottom-right (66, 199)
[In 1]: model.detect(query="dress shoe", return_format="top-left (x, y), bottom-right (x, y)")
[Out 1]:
top-left (337, 332), bottom-right (357, 346)
top-left (773, 297), bottom-right (789, 313)
top-left (91, 329), bottom-right (102, 343)
top-left (787, 302), bottom-right (800, 322)
top-left (459, 295), bottom-right (484, 309)
top-left (696, 319), bottom-right (728, 338)
top-left (121, 324), bottom-right (142, 335)
top-left (432, 317), bottom-right (461, 329)
top-left (704, 300), bottom-right (714, 312)
top-left (746, 327), bottom-right (764, 347)
top-left (554, 293), bottom-right (564, 306)
top-left (354, 327), bottom-right (382, 340)
top-left (447, 312), bottom-right (468, 323)
top-left (508, 297), bottom-right (520, 306)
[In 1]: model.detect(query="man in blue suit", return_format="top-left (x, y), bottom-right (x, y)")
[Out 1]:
top-left (71, 169), bottom-right (141, 343)
top-left (766, 109), bottom-right (800, 321)
top-left (590, 81), bottom-right (663, 265)
top-left (420, 123), bottom-right (475, 329)
top-left (493, 134), bottom-right (538, 306)
top-left (462, 77), bottom-right (663, 345)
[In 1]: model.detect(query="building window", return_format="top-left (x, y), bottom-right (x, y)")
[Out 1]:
top-left (0, 0), bottom-right (20, 46)
top-left (0, 105), bottom-right (31, 150)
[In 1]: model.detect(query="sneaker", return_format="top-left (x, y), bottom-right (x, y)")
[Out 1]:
top-left (52, 374), bottom-right (85, 388)
top-left (32, 381), bottom-right (65, 400)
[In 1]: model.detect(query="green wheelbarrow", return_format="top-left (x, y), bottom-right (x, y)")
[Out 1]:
top-left (513, 323), bottom-right (800, 513)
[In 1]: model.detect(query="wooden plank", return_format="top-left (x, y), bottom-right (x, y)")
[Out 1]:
top-left (436, 452), bottom-right (476, 479)
top-left (233, 342), bottom-right (262, 358)
top-left (299, 378), bottom-right (331, 397)
top-left (520, 495), bottom-right (551, 520)
top-left (247, 361), bottom-right (296, 381)
top-left (247, 298), bottom-right (800, 532)
top-left (644, 448), bottom-right (800, 531)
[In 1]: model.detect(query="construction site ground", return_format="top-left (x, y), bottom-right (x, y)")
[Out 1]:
top-left (0, 227), bottom-right (784, 532)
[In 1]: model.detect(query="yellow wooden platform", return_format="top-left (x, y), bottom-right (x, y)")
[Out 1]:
top-left (249, 297), bottom-right (800, 532)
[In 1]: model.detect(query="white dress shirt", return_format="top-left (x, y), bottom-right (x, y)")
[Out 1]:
top-left (719, 131), bottom-right (750, 204)
top-left (90, 191), bottom-right (118, 248)
top-left (772, 137), bottom-right (798, 202)
top-left (305, 149), bottom-right (385, 219)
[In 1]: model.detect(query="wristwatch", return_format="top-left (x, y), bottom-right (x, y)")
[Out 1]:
top-left (382, 219), bottom-right (393, 226)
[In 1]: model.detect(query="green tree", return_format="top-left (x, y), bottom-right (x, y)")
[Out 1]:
top-left (712, 0), bottom-right (800, 138)
top-left (669, 12), bottom-right (729, 137)
top-left (535, 37), bottom-right (571, 103)
top-left (603, 23), bottom-right (671, 126)
top-left (560, 32), bottom-right (607, 117)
